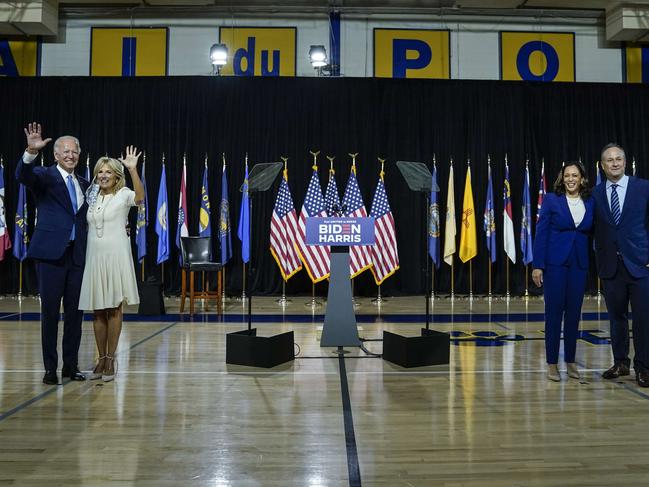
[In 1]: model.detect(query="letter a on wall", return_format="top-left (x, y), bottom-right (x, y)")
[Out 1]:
top-left (624, 45), bottom-right (649, 83)
top-left (90, 27), bottom-right (168, 76)
top-left (374, 29), bottom-right (450, 79)
top-left (500, 32), bottom-right (575, 82)
top-left (218, 27), bottom-right (296, 77)
top-left (0, 39), bottom-right (39, 77)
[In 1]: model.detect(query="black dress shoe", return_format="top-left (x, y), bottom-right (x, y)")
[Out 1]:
top-left (43, 370), bottom-right (59, 385)
top-left (637, 371), bottom-right (649, 388)
top-left (602, 363), bottom-right (631, 379)
top-left (61, 367), bottom-right (86, 381)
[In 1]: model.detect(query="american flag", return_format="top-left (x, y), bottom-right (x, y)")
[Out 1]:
top-left (296, 166), bottom-right (330, 282)
top-left (369, 173), bottom-right (398, 285)
top-left (270, 172), bottom-right (302, 280)
top-left (342, 165), bottom-right (373, 277)
top-left (324, 167), bottom-right (341, 216)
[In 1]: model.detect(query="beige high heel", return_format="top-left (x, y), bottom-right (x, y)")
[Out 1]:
top-left (547, 364), bottom-right (561, 382)
top-left (102, 355), bottom-right (117, 382)
top-left (89, 356), bottom-right (106, 380)
top-left (566, 362), bottom-right (580, 380)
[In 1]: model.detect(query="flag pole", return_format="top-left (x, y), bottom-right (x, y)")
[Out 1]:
top-left (506, 259), bottom-right (510, 299)
top-left (469, 260), bottom-right (473, 299)
top-left (450, 256), bottom-right (455, 299)
top-left (305, 151), bottom-right (323, 309)
top-left (372, 157), bottom-right (387, 305)
top-left (141, 152), bottom-right (147, 281)
top-left (276, 156), bottom-right (292, 306)
top-left (160, 153), bottom-right (166, 296)
top-left (221, 153), bottom-right (227, 305)
top-left (18, 261), bottom-right (23, 299)
top-left (349, 152), bottom-right (360, 308)
top-left (240, 153), bottom-right (249, 301)
top-left (488, 260), bottom-right (492, 299)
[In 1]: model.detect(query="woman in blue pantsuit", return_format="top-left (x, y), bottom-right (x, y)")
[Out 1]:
top-left (532, 161), bottom-right (594, 381)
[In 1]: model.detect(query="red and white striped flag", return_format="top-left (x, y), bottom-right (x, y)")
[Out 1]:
top-left (342, 163), bottom-right (373, 277)
top-left (295, 165), bottom-right (330, 282)
top-left (270, 171), bottom-right (303, 280)
top-left (175, 158), bottom-right (189, 258)
top-left (369, 171), bottom-right (398, 285)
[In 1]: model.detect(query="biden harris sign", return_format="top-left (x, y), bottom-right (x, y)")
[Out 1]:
top-left (500, 31), bottom-right (575, 82)
top-left (374, 29), bottom-right (450, 79)
top-left (306, 218), bottom-right (375, 246)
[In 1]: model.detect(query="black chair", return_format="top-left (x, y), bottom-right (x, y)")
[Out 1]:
top-left (179, 237), bottom-right (223, 315)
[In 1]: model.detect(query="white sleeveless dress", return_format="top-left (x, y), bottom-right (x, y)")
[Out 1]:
top-left (79, 187), bottom-right (140, 310)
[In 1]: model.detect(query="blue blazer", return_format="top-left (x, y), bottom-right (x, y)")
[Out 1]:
top-left (15, 158), bottom-right (89, 265)
top-left (592, 176), bottom-right (649, 279)
top-left (532, 192), bottom-right (594, 271)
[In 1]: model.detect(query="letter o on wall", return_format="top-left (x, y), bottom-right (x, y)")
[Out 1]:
top-left (516, 41), bottom-right (559, 81)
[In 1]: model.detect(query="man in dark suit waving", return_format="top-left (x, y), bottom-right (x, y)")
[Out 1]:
top-left (16, 123), bottom-right (89, 385)
top-left (593, 143), bottom-right (649, 387)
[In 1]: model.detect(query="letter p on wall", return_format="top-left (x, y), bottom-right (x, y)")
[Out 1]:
top-left (374, 29), bottom-right (449, 79)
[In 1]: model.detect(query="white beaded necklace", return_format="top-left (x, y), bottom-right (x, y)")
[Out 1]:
top-left (93, 192), bottom-right (115, 238)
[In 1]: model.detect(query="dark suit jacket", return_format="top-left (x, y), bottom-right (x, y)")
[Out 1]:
top-left (532, 192), bottom-right (594, 271)
top-left (592, 176), bottom-right (649, 279)
top-left (15, 158), bottom-right (89, 265)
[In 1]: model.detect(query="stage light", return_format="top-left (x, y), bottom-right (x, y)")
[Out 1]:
top-left (309, 45), bottom-right (328, 68)
top-left (210, 43), bottom-right (228, 74)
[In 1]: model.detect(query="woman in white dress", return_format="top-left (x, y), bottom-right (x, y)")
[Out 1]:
top-left (79, 146), bottom-right (144, 382)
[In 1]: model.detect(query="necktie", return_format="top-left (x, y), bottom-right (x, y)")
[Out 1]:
top-left (67, 175), bottom-right (78, 240)
top-left (611, 183), bottom-right (621, 225)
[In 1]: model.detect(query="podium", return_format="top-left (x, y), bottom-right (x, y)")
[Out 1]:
top-left (305, 216), bottom-right (374, 348)
top-left (225, 162), bottom-right (295, 368)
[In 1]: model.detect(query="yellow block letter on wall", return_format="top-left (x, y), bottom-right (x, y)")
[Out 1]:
top-left (374, 29), bottom-right (450, 79)
top-left (219, 27), bottom-right (296, 77)
top-left (500, 31), bottom-right (575, 82)
top-left (0, 39), bottom-right (39, 76)
top-left (625, 45), bottom-right (649, 83)
top-left (91, 27), bottom-right (168, 76)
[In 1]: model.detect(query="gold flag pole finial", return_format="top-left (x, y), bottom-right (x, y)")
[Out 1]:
top-left (633, 157), bottom-right (637, 175)
top-left (245, 152), bottom-right (248, 168)
top-left (433, 153), bottom-right (436, 169)
top-left (450, 156), bottom-right (454, 166)
top-left (204, 153), bottom-right (208, 167)
top-left (162, 152), bottom-right (166, 166)
top-left (505, 153), bottom-right (508, 167)
top-left (349, 153), bottom-right (359, 175)
top-left (487, 154), bottom-right (491, 166)
top-left (467, 157), bottom-right (471, 167)
top-left (309, 150), bottom-right (320, 170)
top-left (183, 153), bottom-right (187, 166)
top-left (378, 157), bottom-right (386, 179)
top-left (326, 155), bottom-right (335, 175)
top-left (222, 153), bottom-right (226, 168)
top-left (281, 156), bottom-right (288, 178)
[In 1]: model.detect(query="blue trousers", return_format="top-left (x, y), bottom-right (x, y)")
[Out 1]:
top-left (543, 254), bottom-right (587, 364)
top-left (601, 256), bottom-right (649, 372)
top-left (37, 243), bottom-right (84, 371)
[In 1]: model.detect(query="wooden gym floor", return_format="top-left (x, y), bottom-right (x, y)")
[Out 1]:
top-left (1, 295), bottom-right (648, 487)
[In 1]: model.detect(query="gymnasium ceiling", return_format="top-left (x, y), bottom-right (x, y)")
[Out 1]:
top-left (3, 0), bottom-right (649, 41)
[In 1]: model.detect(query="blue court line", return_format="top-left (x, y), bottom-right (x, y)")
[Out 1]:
top-left (338, 353), bottom-right (362, 487)
top-left (0, 321), bottom-right (180, 423)
top-left (0, 311), bottom-right (613, 324)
